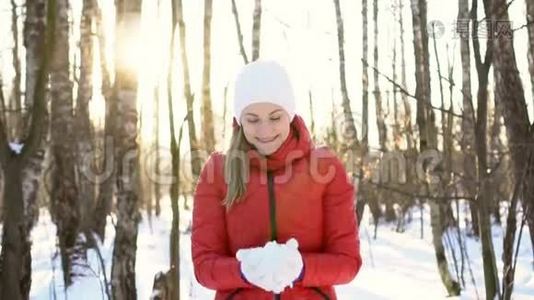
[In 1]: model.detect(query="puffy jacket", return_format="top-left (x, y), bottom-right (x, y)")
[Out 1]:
top-left (192, 115), bottom-right (361, 300)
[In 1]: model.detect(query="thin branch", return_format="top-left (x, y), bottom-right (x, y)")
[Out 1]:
top-left (512, 20), bottom-right (534, 32)
top-left (356, 174), bottom-right (476, 202)
top-left (0, 78), bottom-right (9, 165)
top-left (362, 58), bottom-right (464, 119)
top-left (230, 0), bottom-right (248, 64)
top-left (84, 230), bottom-right (111, 300)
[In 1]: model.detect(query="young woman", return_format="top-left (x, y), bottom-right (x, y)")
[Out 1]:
top-left (192, 60), bottom-right (361, 300)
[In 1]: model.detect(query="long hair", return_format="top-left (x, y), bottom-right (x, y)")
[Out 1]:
top-left (223, 126), bottom-right (250, 209)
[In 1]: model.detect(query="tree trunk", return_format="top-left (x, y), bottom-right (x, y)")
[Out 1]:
top-left (231, 0), bottom-right (249, 64)
top-left (10, 0), bottom-right (22, 140)
top-left (50, 0), bottom-right (82, 286)
top-left (373, 0), bottom-right (387, 152)
top-left (93, 0), bottom-right (115, 241)
top-left (252, 0), bottom-right (262, 61)
top-left (398, 0), bottom-right (414, 151)
top-left (0, 0), bottom-right (55, 295)
top-left (308, 91), bottom-right (316, 140)
top-left (201, 0), bottom-right (215, 153)
top-left (502, 147), bottom-right (531, 300)
top-left (166, 2), bottom-right (183, 297)
top-left (153, 85), bottom-right (161, 217)
top-left (333, 0), bottom-right (359, 150)
top-left (0, 159), bottom-right (32, 300)
top-left (1, 78), bottom-right (6, 133)
top-left (457, 0), bottom-right (479, 237)
top-left (362, 0), bottom-right (369, 150)
top-left (490, 0), bottom-right (534, 295)
top-left (166, 87), bottom-right (182, 300)
top-left (527, 0), bottom-right (534, 107)
top-left (356, 0), bottom-right (369, 225)
top-left (489, 98), bottom-right (504, 225)
top-left (475, 66), bottom-right (501, 300)
top-left (471, 1), bottom-right (501, 298)
top-left (24, 0), bottom-right (46, 116)
top-left (175, 0), bottom-right (201, 179)
top-left (392, 5), bottom-right (400, 151)
top-left (21, 0), bottom-right (48, 245)
top-left (410, 0), bottom-right (460, 295)
top-left (77, 0), bottom-right (97, 236)
top-left (111, 1), bottom-right (142, 299)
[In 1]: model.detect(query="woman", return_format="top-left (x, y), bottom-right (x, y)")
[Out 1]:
top-left (192, 60), bottom-right (361, 300)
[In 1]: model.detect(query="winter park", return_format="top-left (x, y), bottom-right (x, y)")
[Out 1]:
top-left (1, 0), bottom-right (534, 299)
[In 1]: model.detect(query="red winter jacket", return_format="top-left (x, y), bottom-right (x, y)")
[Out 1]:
top-left (192, 115), bottom-right (361, 300)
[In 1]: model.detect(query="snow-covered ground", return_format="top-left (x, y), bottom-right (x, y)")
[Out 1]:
top-left (28, 199), bottom-right (534, 299)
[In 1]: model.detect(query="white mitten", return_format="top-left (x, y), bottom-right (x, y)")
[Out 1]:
top-left (278, 238), bottom-right (304, 288)
top-left (236, 239), bottom-right (303, 293)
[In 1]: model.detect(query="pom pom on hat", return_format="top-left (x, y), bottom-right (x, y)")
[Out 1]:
top-left (233, 60), bottom-right (296, 125)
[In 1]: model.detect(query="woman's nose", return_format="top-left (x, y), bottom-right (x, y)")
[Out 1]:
top-left (256, 122), bottom-right (274, 137)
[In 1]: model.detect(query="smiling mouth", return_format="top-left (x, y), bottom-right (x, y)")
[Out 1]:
top-left (257, 135), bottom-right (278, 143)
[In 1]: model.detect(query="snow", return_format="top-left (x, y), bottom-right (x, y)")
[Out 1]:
top-left (9, 142), bottom-right (24, 154)
top-left (26, 199), bottom-right (534, 300)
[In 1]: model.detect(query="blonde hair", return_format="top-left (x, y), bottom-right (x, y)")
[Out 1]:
top-left (223, 127), bottom-right (250, 209)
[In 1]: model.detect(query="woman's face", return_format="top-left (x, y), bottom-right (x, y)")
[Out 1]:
top-left (241, 102), bottom-right (291, 156)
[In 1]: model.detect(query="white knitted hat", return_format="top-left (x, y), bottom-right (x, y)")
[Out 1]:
top-left (233, 60), bottom-right (295, 125)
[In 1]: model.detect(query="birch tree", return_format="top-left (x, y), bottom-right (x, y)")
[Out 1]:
top-left (201, 0), bottom-right (215, 153)
top-left (252, 0), bottom-right (262, 61)
top-left (490, 0), bottom-right (534, 297)
top-left (49, 0), bottom-right (82, 286)
top-left (0, 0), bottom-right (55, 297)
top-left (110, 0), bottom-right (142, 298)
top-left (410, 0), bottom-right (460, 295)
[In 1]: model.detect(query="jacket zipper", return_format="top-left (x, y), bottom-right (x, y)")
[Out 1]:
top-left (268, 172), bottom-right (329, 300)
top-left (267, 171), bottom-right (281, 300)
top-left (227, 171), bottom-right (279, 300)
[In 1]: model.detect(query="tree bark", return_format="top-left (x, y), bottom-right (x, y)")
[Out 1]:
top-left (10, 0), bottom-right (22, 140)
top-left (410, 0), bottom-right (460, 295)
top-left (398, 0), bottom-right (414, 151)
top-left (333, 0), bottom-right (359, 150)
top-left (231, 0), bottom-right (249, 64)
top-left (166, 2), bottom-right (183, 297)
top-left (110, 1), bottom-right (142, 299)
top-left (471, 0), bottom-right (501, 298)
top-left (457, 0), bottom-right (479, 237)
top-left (362, 0), bottom-right (369, 150)
top-left (24, 0), bottom-right (46, 114)
top-left (20, 0), bottom-right (47, 252)
top-left (356, 0), bottom-right (372, 224)
top-left (50, 0), bottom-right (82, 286)
top-left (77, 0), bottom-right (97, 236)
top-left (490, 0), bottom-right (534, 296)
top-left (252, 0), bottom-right (262, 61)
top-left (93, 0), bottom-right (115, 241)
top-left (373, 0), bottom-right (387, 152)
top-left (175, 0), bottom-right (201, 179)
top-left (153, 85), bottom-right (161, 217)
top-left (201, 0), bottom-right (215, 153)
top-left (0, 0), bottom-right (55, 296)
top-left (526, 0), bottom-right (534, 107)
top-left (0, 159), bottom-right (32, 300)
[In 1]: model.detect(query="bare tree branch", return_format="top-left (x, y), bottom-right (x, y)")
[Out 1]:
top-left (512, 20), bottom-right (534, 32)
top-left (362, 58), bottom-right (464, 119)
top-left (230, 0), bottom-right (248, 64)
top-left (355, 174), bottom-right (476, 202)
